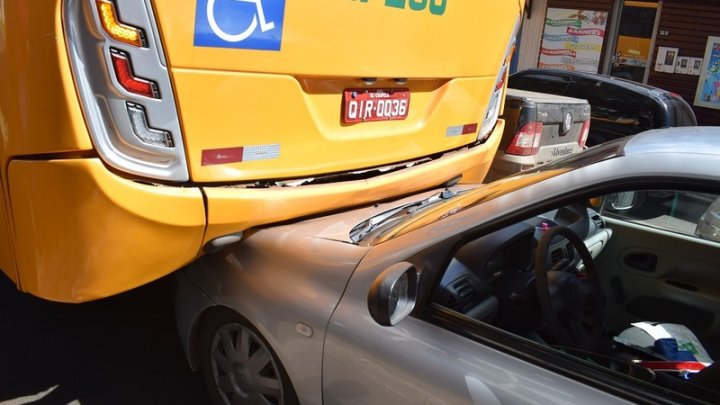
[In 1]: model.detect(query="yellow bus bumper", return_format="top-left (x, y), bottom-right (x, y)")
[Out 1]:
top-left (203, 119), bottom-right (504, 243)
top-left (8, 159), bottom-right (207, 302)
top-left (7, 120), bottom-right (503, 302)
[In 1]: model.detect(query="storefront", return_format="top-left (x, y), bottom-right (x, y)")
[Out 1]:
top-left (515, 0), bottom-right (720, 125)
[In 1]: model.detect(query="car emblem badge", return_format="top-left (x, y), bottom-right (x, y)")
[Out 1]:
top-left (560, 110), bottom-right (572, 135)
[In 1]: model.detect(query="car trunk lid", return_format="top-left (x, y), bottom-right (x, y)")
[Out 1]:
top-left (501, 89), bottom-right (591, 162)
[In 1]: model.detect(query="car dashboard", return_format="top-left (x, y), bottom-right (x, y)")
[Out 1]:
top-left (435, 203), bottom-right (612, 331)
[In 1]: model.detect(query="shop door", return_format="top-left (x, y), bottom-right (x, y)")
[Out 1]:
top-left (610, 1), bottom-right (659, 82)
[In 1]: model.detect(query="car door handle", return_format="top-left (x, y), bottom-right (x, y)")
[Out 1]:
top-left (624, 253), bottom-right (657, 272)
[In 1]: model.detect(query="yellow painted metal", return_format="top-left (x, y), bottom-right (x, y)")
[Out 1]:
top-left (153, 1), bottom-right (520, 77)
top-left (173, 72), bottom-right (494, 182)
top-left (6, 121), bottom-right (503, 302)
top-left (151, 0), bottom-right (521, 183)
top-left (0, 0), bottom-right (94, 287)
top-left (9, 159), bottom-right (206, 303)
top-left (0, 0), bottom-right (93, 157)
top-left (202, 120), bottom-right (505, 244)
top-left (0, 0), bottom-right (521, 301)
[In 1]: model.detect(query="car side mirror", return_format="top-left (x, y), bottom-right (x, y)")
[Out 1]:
top-left (696, 198), bottom-right (720, 242)
top-left (609, 192), bottom-right (636, 211)
top-left (367, 262), bottom-right (418, 326)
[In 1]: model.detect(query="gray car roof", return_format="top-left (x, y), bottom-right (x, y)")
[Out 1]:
top-left (621, 126), bottom-right (720, 155)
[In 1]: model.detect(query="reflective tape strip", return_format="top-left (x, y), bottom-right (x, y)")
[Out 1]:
top-left (202, 144), bottom-right (280, 166)
top-left (446, 123), bottom-right (479, 137)
top-left (242, 144), bottom-right (280, 162)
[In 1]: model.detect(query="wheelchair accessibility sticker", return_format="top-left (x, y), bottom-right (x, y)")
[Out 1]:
top-left (194, 0), bottom-right (285, 51)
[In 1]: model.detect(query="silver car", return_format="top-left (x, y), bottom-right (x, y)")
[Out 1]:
top-left (176, 127), bottom-right (720, 405)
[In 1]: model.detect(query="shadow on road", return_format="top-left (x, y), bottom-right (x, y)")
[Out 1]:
top-left (0, 273), bottom-right (210, 404)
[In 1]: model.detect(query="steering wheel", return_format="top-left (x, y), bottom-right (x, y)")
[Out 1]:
top-left (534, 226), bottom-right (605, 350)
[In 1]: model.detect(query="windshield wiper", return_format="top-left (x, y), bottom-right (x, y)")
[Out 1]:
top-left (350, 188), bottom-right (464, 243)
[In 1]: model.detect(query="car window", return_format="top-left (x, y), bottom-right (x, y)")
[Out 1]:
top-left (617, 6), bottom-right (657, 38)
top-left (508, 73), bottom-right (570, 95)
top-left (428, 188), bottom-right (720, 404)
top-left (639, 100), bottom-right (663, 130)
top-left (561, 78), bottom-right (601, 104)
top-left (565, 79), bottom-right (648, 135)
top-left (601, 190), bottom-right (720, 243)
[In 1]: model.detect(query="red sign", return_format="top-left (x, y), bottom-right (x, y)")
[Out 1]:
top-left (343, 88), bottom-right (410, 123)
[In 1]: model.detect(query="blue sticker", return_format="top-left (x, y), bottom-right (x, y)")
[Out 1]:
top-left (194, 0), bottom-right (285, 51)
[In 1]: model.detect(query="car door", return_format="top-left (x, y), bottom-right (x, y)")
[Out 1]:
top-left (594, 190), bottom-right (720, 342)
top-left (321, 229), bottom-right (631, 405)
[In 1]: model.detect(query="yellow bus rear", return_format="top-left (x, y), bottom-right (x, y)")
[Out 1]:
top-left (0, 0), bottom-right (522, 302)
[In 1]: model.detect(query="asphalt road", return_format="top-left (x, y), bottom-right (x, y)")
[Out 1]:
top-left (0, 273), bottom-right (211, 404)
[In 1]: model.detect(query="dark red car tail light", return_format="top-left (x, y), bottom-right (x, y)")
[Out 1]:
top-left (578, 120), bottom-right (591, 148)
top-left (506, 121), bottom-right (543, 156)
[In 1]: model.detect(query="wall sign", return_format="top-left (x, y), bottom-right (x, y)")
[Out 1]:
top-left (690, 57), bottom-right (703, 76)
top-left (538, 8), bottom-right (608, 73)
top-left (694, 36), bottom-right (720, 110)
top-left (654, 46), bottom-right (678, 73)
top-left (194, 0), bottom-right (286, 51)
top-left (676, 56), bottom-right (689, 74)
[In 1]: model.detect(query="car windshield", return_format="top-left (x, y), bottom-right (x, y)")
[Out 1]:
top-left (357, 141), bottom-right (627, 245)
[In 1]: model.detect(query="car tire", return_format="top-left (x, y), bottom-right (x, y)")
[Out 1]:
top-left (198, 308), bottom-right (299, 405)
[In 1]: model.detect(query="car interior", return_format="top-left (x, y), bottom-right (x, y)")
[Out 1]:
top-left (433, 189), bottom-right (720, 403)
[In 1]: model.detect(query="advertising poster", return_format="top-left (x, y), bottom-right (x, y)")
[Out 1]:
top-left (538, 8), bottom-right (608, 73)
top-left (654, 47), bottom-right (679, 73)
top-left (675, 56), bottom-right (690, 75)
top-left (690, 58), bottom-right (703, 76)
top-left (694, 36), bottom-right (720, 110)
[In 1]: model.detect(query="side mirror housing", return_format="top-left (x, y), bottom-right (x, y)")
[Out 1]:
top-left (367, 262), bottom-right (418, 326)
top-left (696, 198), bottom-right (720, 242)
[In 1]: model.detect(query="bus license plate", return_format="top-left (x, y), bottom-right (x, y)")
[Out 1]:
top-left (342, 88), bottom-right (410, 123)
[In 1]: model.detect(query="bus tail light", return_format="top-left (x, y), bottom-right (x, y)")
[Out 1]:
top-left (127, 103), bottom-right (174, 147)
top-left (110, 49), bottom-right (159, 98)
top-left (96, 0), bottom-right (147, 47)
top-left (479, 15), bottom-right (521, 142)
top-left (64, 0), bottom-right (188, 181)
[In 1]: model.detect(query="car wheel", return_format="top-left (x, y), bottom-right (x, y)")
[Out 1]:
top-left (198, 308), bottom-right (298, 405)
